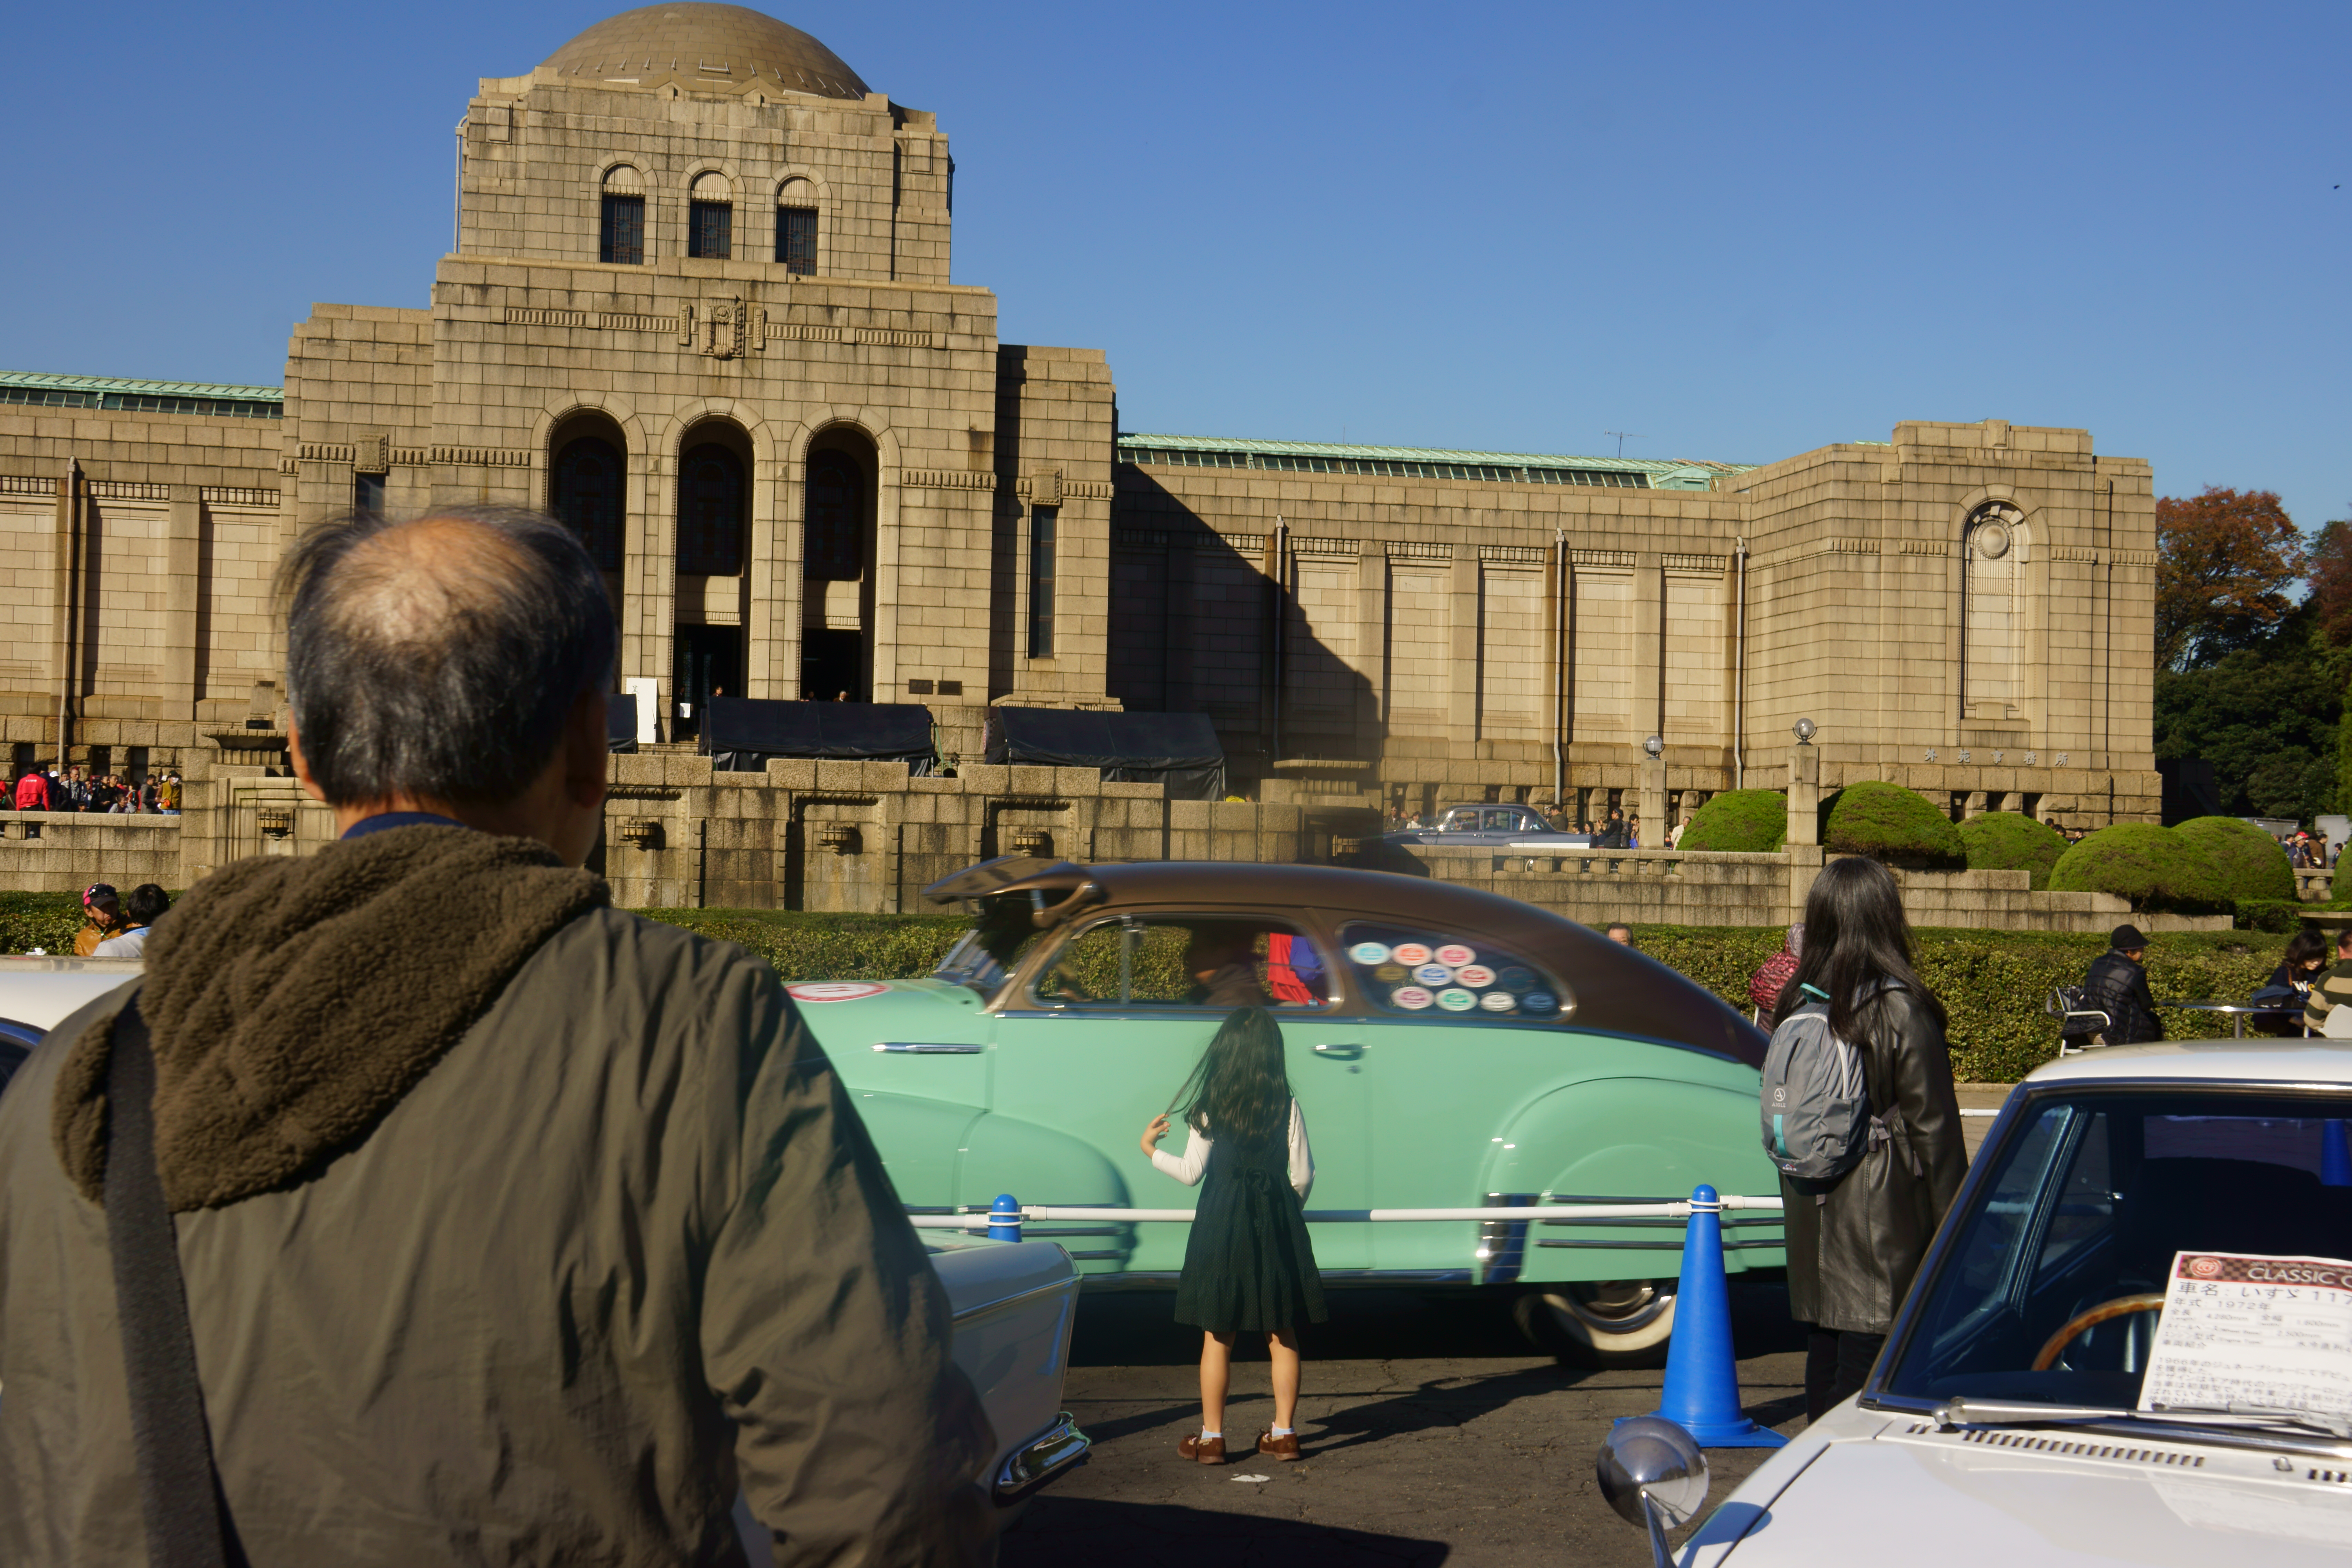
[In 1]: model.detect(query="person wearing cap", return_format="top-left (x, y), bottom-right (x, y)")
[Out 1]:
top-left (2082, 923), bottom-right (2162, 1045)
top-left (71, 884), bottom-right (121, 958)
top-left (92, 884), bottom-right (169, 960)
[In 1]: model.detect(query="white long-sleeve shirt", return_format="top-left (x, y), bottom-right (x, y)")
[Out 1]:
top-left (1149, 1099), bottom-right (1314, 1201)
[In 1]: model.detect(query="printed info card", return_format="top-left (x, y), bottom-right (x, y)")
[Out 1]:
top-left (2138, 1252), bottom-right (2352, 1424)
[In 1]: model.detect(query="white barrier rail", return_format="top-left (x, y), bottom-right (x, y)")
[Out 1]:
top-left (908, 1195), bottom-right (1784, 1229)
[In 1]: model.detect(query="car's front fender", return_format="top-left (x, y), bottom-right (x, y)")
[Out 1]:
top-left (848, 1089), bottom-right (983, 1210)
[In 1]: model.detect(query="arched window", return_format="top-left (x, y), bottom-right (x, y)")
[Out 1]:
top-left (600, 166), bottom-right (644, 265)
top-left (805, 452), bottom-right (862, 580)
top-left (688, 171), bottom-right (733, 260)
top-left (1962, 502), bottom-right (2025, 721)
top-left (678, 443), bottom-right (746, 575)
top-left (777, 178), bottom-right (819, 274)
top-left (552, 436), bottom-right (625, 570)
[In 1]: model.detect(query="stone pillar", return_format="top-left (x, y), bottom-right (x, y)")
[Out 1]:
top-left (162, 486), bottom-right (202, 724)
top-left (1638, 756), bottom-right (1666, 846)
top-left (1786, 744), bottom-right (1820, 847)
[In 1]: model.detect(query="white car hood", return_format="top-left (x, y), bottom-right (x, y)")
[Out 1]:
top-left (1691, 1408), bottom-right (2352, 1567)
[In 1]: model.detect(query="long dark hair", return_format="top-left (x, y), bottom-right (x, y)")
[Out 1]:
top-left (1168, 1007), bottom-right (1290, 1142)
top-left (1783, 857), bottom-right (1947, 1041)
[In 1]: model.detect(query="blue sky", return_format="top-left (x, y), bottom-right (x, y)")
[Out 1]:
top-left (5, 1), bottom-right (2346, 528)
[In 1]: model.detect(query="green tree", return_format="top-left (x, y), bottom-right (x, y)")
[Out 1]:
top-left (2153, 598), bottom-right (2344, 822)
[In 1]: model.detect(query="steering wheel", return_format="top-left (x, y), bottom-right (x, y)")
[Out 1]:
top-left (2032, 1293), bottom-right (2167, 1371)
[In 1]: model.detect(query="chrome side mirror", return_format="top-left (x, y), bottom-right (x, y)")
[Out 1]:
top-left (1595, 1416), bottom-right (1710, 1568)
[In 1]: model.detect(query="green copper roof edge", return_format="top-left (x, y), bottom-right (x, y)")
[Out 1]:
top-left (0, 369), bottom-right (283, 402)
top-left (1116, 432), bottom-right (1751, 475)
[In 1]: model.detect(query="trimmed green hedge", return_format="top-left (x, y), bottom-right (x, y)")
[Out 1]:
top-left (1959, 811), bottom-right (2069, 891)
top-left (2049, 822), bottom-right (2232, 913)
top-left (2174, 815), bottom-right (2296, 904)
top-left (1678, 789), bottom-right (1787, 852)
top-left (639, 907), bottom-right (969, 979)
top-left (1824, 782), bottom-right (1964, 866)
top-left (1632, 924), bottom-right (2279, 1082)
top-left (0, 892), bottom-right (111, 956)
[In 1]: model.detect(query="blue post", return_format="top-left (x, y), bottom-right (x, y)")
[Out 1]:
top-left (1622, 1184), bottom-right (1786, 1448)
top-left (2323, 1122), bottom-right (2351, 1189)
top-left (988, 1193), bottom-right (1024, 1242)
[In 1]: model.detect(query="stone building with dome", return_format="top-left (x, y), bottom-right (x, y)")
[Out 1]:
top-left (0, 2), bottom-right (2161, 846)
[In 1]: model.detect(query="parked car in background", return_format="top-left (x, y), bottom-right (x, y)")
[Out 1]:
top-left (1602, 1037), bottom-right (2352, 1566)
top-left (0, 956), bottom-right (142, 1095)
top-left (795, 856), bottom-right (1779, 1364)
top-left (1382, 802), bottom-right (1595, 848)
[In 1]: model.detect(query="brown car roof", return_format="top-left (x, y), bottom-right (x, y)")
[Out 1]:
top-left (924, 858), bottom-right (1765, 1067)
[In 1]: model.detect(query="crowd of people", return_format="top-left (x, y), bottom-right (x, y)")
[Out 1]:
top-left (7, 763), bottom-right (180, 814)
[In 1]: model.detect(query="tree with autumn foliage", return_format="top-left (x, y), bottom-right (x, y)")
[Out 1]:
top-left (2154, 487), bottom-right (2307, 671)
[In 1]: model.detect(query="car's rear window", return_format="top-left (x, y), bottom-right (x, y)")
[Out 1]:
top-left (1337, 922), bottom-right (1565, 1019)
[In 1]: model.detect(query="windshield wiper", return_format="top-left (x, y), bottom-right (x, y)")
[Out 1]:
top-left (1936, 1397), bottom-right (2352, 1440)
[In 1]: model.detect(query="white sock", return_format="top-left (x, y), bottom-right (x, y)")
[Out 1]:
top-left (1271, 1425), bottom-right (1294, 1437)
top-left (1200, 1429), bottom-right (1221, 1440)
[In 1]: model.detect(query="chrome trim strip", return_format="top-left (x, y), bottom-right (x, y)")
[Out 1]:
top-left (871, 1042), bottom-right (985, 1054)
top-left (995, 1412), bottom-right (1091, 1501)
top-left (1536, 1237), bottom-right (1788, 1250)
top-left (1077, 1267), bottom-right (1477, 1292)
top-left (947, 1277), bottom-right (1077, 1323)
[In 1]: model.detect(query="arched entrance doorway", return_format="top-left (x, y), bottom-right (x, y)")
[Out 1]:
top-left (673, 419), bottom-right (752, 738)
top-left (802, 428), bottom-right (877, 701)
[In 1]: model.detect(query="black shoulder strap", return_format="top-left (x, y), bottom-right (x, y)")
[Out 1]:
top-left (104, 996), bottom-right (244, 1568)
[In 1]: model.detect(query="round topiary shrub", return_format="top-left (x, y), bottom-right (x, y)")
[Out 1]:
top-left (1958, 810), bottom-right (2070, 891)
top-left (1677, 789), bottom-right (1787, 852)
top-left (1822, 781), bottom-right (1965, 866)
top-left (2172, 815), bottom-right (2296, 904)
top-left (2047, 823), bottom-right (2232, 912)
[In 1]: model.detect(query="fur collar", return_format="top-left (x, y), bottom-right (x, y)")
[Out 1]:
top-left (53, 824), bottom-right (606, 1210)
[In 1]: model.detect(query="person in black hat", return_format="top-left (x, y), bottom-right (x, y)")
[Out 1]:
top-left (2082, 923), bottom-right (2162, 1045)
top-left (70, 884), bottom-right (120, 958)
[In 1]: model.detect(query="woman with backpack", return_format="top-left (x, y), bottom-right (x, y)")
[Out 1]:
top-left (1773, 856), bottom-right (1966, 1421)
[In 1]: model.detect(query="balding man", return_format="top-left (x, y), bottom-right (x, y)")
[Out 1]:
top-left (0, 508), bottom-right (995, 1566)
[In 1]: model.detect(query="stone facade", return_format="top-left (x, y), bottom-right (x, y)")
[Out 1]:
top-left (0, 3), bottom-right (2160, 856)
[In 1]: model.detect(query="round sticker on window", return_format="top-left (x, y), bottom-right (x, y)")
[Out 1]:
top-left (1435, 943), bottom-right (1477, 967)
top-left (1478, 991), bottom-right (1518, 1013)
top-left (1521, 991), bottom-right (1559, 1014)
top-left (1374, 962), bottom-right (1408, 983)
top-left (1390, 985), bottom-right (1434, 1010)
top-left (1454, 964), bottom-right (1497, 988)
top-left (1348, 941), bottom-right (1393, 965)
top-left (786, 982), bottom-right (891, 1004)
top-left (1412, 963), bottom-right (1455, 986)
top-left (1391, 942), bottom-right (1433, 965)
top-left (1497, 966), bottom-right (1535, 991)
top-left (1436, 989), bottom-right (1478, 1012)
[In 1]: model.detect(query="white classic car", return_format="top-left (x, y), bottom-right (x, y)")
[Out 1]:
top-left (1600, 1038), bottom-right (2352, 1566)
top-left (0, 957), bottom-right (1089, 1547)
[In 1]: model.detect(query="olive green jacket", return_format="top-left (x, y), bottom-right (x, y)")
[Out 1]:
top-left (0, 825), bottom-right (995, 1566)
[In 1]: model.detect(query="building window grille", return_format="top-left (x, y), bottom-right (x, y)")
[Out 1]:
top-left (353, 471), bottom-right (386, 515)
top-left (552, 436), bottom-right (625, 570)
top-left (677, 443), bottom-right (746, 575)
top-left (688, 200), bottom-right (733, 260)
top-left (777, 206), bottom-right (818, 274)
top-left (805, 453), bottom-right (863, 580)
top-left (600, 194), bottom-right (645, 265)
top-left (1028, 506), bottom-right (1057, 659)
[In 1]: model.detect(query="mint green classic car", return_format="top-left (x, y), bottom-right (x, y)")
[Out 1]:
top-left (788, 857), bottom-right (1782, 1363)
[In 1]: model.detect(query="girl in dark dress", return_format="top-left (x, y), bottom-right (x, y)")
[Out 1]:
top-left (1140, 1007), bottom-right (1326, 1464)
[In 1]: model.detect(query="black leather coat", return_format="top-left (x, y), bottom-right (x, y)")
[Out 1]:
top-left (1781, 987), bottom-right (1969, 1334)
top-left (2083, 950), bottom-right (2162, 1044)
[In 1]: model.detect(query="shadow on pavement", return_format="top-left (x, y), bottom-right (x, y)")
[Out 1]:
top-left (1002, 1496), bottom-right (1449, 1566)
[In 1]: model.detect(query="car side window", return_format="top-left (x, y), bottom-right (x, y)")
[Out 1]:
top-left (1438, 811), bottom-right (1475, 833)
top-left (1025, 915), bottom-right (1334, 1010)
top-left (1338, 922), bottom-right (1566, 1019)
top-left (1483, 808), bottom-right (1517, 832)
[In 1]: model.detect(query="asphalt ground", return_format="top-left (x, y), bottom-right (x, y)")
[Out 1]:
top-left (1001, 1085), bottom-right (2017, 1566)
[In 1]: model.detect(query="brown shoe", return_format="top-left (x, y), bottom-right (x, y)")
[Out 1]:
top-left (1257, 1428), bottom-right (1302, 1461)
top-left (1178, 1432), bottom-right (1226, 1465)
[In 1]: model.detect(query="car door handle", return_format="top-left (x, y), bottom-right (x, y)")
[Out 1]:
top-left (871, 1042), bottom-right (985, 1054)
top-left (1312, 1042), bottom-right (1366, 1059)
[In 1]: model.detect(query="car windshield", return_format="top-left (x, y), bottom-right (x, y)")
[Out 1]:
top-left (1881, 1087), bottom-right (2352, 1411)
top-left (929, 894), bottom-right (1054, 995)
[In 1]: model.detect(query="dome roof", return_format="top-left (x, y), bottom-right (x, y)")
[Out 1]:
top-left (539, 4), bottom-right (869, 100)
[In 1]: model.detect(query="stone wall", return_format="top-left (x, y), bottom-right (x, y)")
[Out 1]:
top-left (0, 812), bottom-right (182, 895)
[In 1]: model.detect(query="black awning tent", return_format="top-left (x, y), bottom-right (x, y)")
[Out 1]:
top-left (607, 692), bottom-right (639, 754)
top-left (984, 708), bottom-right (1226, 800)
top-left (702, 697), bottom-right (936, 775)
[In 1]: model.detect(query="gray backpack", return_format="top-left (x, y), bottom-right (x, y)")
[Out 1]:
top-left (1759, 989), bottom-right (1874, 1181)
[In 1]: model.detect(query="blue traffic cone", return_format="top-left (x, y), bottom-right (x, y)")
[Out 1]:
top-left (2323, 1122), bottom-right (2351, 1189)
top-left (1621, 1184), bottom-right (1786, 1448)
top-left (988, 1193), bottom-right (1024, 1241)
